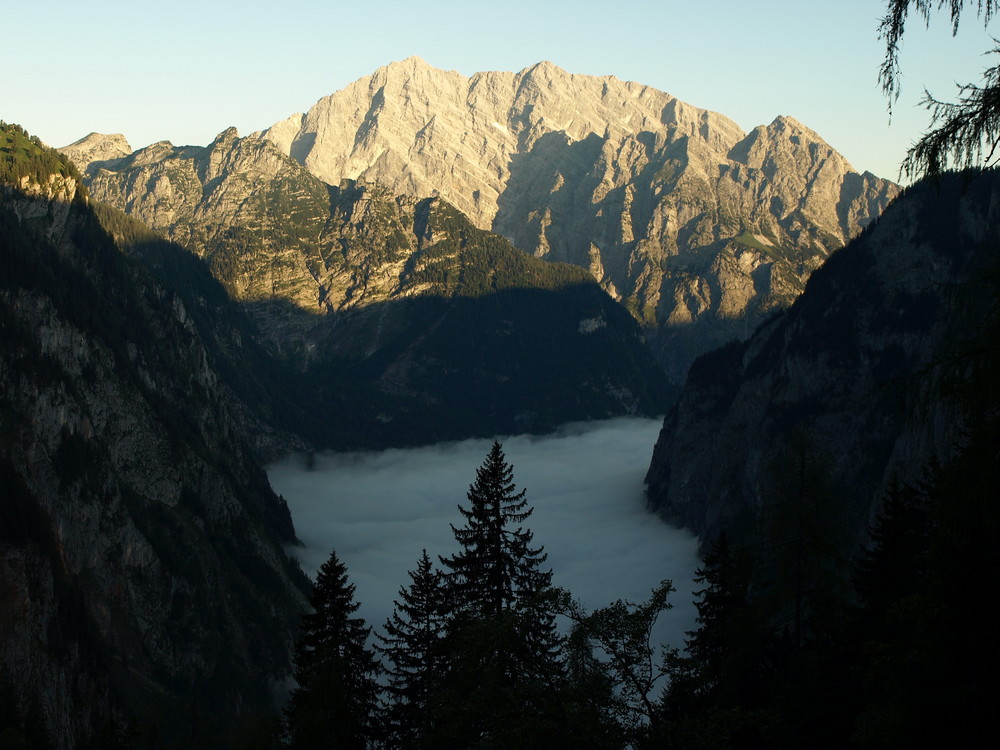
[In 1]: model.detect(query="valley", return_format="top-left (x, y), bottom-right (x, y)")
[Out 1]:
top-left (267, 417), bottom-right (701, 658)
top-left (2, 24), bottom-right (998, 747)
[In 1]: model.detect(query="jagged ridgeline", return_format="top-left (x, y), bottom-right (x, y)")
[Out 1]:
top-left (255, 58), bottom-right (899, 382)
top-left (1, 123), bottom-right (310, 748)
top-left (69, 59), bottom-right (898, 386)
top-left (69, 128), bottom-right (671, 443)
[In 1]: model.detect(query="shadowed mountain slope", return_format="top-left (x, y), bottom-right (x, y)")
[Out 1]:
top-left (645, 170), bottom-right (999, 549)
top-left (71, 128), bottom-right (671, 444)
top-left (1, 123), bottom-right (309, 748)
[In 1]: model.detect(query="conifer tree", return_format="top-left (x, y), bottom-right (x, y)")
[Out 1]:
top-left (879, 0), bottom-right (1000, 177)
top-left (684, 532), bottom-right (757, 703)
top-left (284, 549), bottom-right (379, 750)
top-left (854, 477), bottom-right (932, 620)
top-left (655, 532), bottom-right (769, 750)
top-left (375, 550), bottom-right (448, 748)
top-left (760, 436), bottom-right (848, 648)
top-left (434, 441), bottom-right (565, 746)
top-left (442, 441), bottom-right (552, 619)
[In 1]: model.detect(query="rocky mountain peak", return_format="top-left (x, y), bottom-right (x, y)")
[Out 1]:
top-left (384, 54), bottom-right (436, 72)
top-left (58, 131), bottom-right (132, 171)
top-left (260, 60), bottom-right (740, 229)
top-left (82, 59), bottom-right (899, 386)
top-left (211, 126), bottom-right (241, 147)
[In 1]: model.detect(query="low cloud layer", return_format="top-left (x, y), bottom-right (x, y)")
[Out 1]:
top-left (269, 417), bottom-right (701, 651)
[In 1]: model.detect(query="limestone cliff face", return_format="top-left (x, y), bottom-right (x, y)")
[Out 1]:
top-left (73, 130), bottom-right (671, 444)
top-left (1, 155), bottom-right (309, 746)
top-left (256, 58), bottom-right (898, 382)
top-left (79, 129), bottom-right (328, 353)
top-left (645, 171), bottom-right (999, 547)
top-left (261, 58), bottom-right (742, 229)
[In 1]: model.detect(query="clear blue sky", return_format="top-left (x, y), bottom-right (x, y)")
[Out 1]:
top-left (4, 1), bottom-right (995, 182)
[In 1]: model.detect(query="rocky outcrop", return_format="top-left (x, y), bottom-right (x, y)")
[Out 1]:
top-left (73, 130), bottom-right (671, 445)
top-left (254, 58), bottom-right (899, 382)
top-left (260, 58), bottom-right (742, 228)
top-left (80, 128), bottom-right (327, 353)
top-left (645, 170), bottom-right (999, 548)
top-left (1, 137), bottom-right (309, 747)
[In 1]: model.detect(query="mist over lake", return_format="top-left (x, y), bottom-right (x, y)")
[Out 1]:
top-left (268, 417), bottom-right (702, 651)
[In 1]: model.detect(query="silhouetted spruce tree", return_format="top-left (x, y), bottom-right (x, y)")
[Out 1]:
top-left (442, 441), bottom-right (551, 619)
top-left (760, 436), bottom-right (848, 648)
top-left (440, 442), bottom-right (560, 668)
top-left (654, 534), bottom-right (772, 750)
top-left (284, 549), bottom-right (379, 750)
top-left (752, 439), bottom-right (859, 748)
top-left (434, 441), bottom-right (565, 746)
top-left (684, 532), bottom-right (759, 705)
top-left (375, 550), bottom-right (448, 748)
top-left (854, 476), bottom-right (932, 622)
top-left (850, 475), bottom-right (939, 750)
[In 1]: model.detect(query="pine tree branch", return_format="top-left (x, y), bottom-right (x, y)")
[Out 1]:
top-left (879, 1), bottom-right (1000, 176)
top-left (901, 53), bottom-right (1000, 177)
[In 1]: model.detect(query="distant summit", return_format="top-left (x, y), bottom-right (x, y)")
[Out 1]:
top-left (59, 131), bottom-right (131, 169)
top-left (62, 60), bottom-right (898, 385)
top-left (256, 59), bottom-right (898, 381)
top-left (259, 58), bottom-right (742, 229)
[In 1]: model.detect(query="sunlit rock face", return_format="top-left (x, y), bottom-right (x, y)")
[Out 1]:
top-left (64, 60), bottom-right (897, 389)
top-left (257, 57), bottom-right (898, 382)
top-left (645, 171), bottom-right (1000, 548)
top-left (71, 130), bottom-right (672, 443)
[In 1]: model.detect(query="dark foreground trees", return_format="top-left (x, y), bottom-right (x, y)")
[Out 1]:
top-left (413, 440), bottom-right (567, 747)
top-left (284, 550), bottom-right (379, 750)
top-left (283, 419), bottom-right (998, 749)
top-left (375, 550), bottom-right (447, 747)
top-left (287, 442), bottom-right (675, 749)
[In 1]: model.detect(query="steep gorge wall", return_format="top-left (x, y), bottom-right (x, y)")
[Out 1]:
top-left (645, 171), bottom-right (999, 548)
top-left (0, 167), bottom-right (309, 747)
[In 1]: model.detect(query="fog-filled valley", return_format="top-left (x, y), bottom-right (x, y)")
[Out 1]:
top-left (4, 3), bottom-right (1000, 744)
top-left (269, 417), bottom-right (700, 651)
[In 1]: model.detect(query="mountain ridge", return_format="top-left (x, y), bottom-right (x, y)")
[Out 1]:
top-left (1, 124), bottom-right (310, 747)
top-left (258, 57), bottom-right (749, 229)
top-left (254, 59), bottom-right (898, 381)
top-left (60, 59), bottom-right (898, 385)
top-left (68, 126), bottom-right (671, 446)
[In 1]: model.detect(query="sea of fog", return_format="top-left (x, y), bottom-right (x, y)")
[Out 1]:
top-left (268, 417), bottom-right (701, 652)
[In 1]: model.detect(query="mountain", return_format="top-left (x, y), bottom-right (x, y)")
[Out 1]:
top-left (255, 57), bottom-right (898, 382)
top-left (59, 131), bottom-right (132, 170)
top-left (0, 123), bottom-right (309, 747)
top-left (644, 170), bottom-right (1000, 549)
top-left (71, 127), bottom-right (672, 445)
